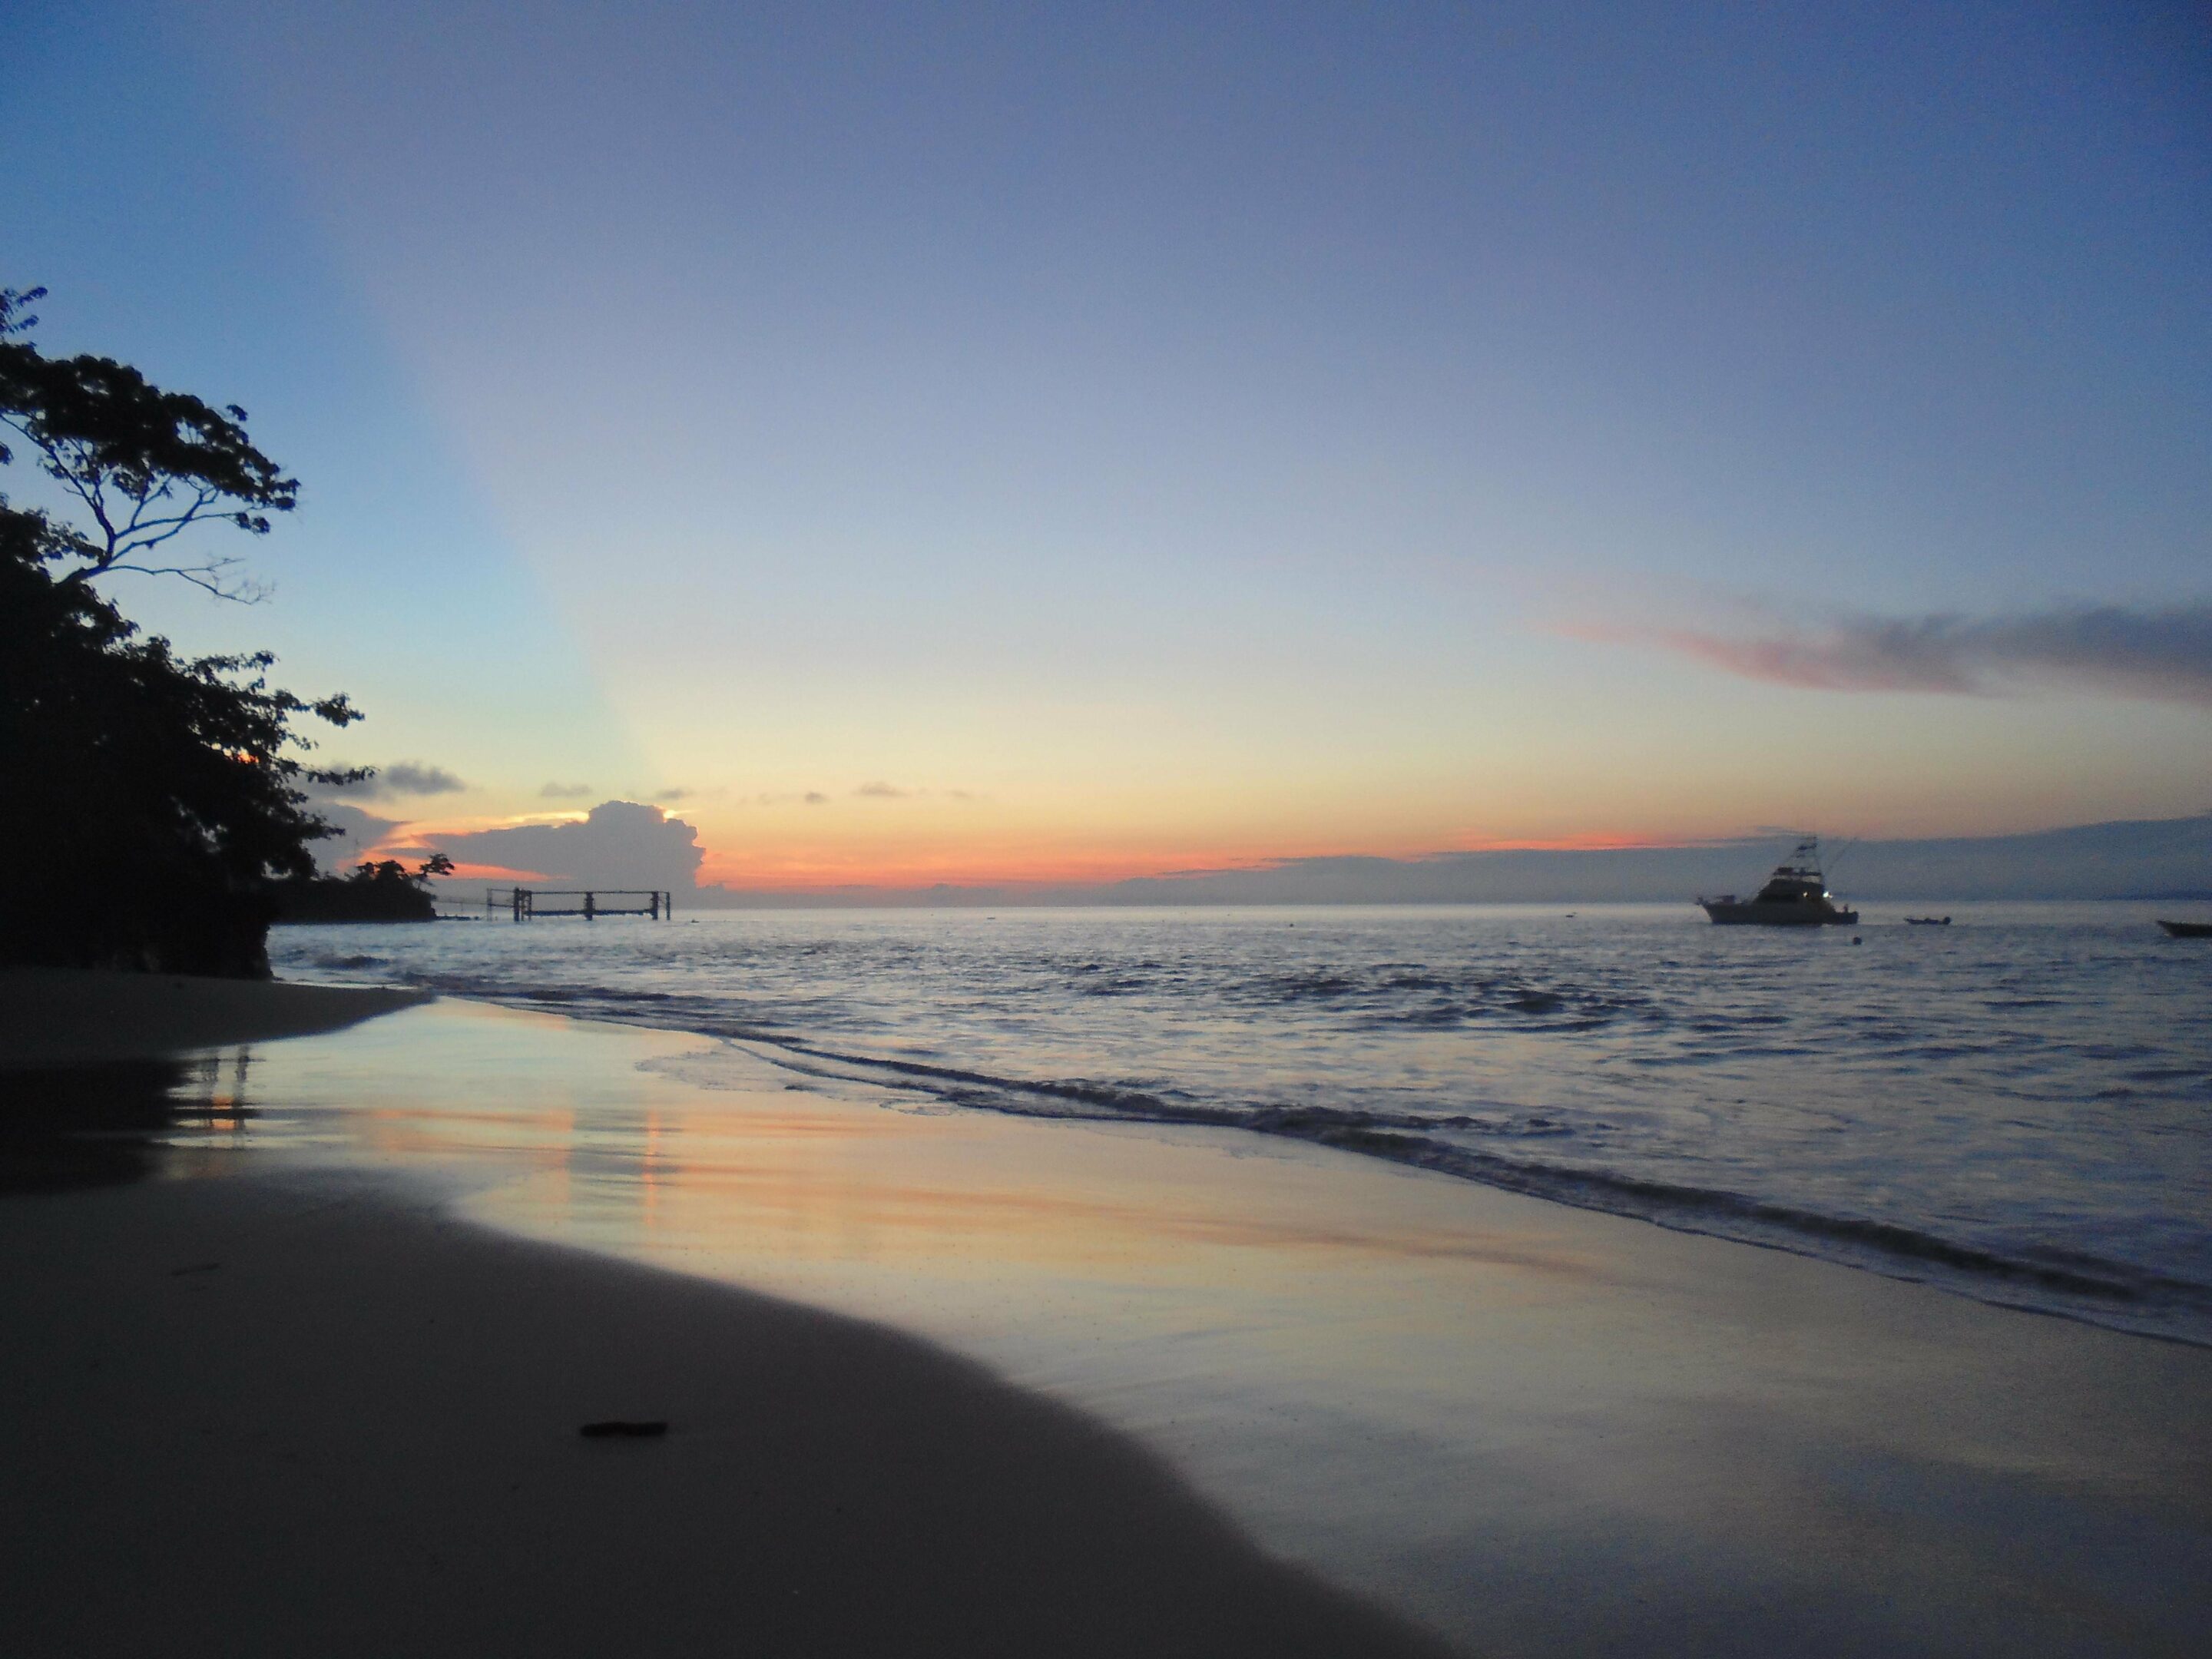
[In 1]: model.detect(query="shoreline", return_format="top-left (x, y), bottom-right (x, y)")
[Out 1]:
top-left (8, 973), bottom-right (2212, 1654)
top-left (261, 959), bottom-right (2212, 1349)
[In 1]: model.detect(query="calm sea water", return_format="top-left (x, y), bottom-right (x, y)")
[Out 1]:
top-left (270, 903), bottom-right (2212, 1343)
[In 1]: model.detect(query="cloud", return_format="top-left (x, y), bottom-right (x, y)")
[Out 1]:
top-left (441, 861), bottom-right (556, 882)
top-left (1598, 604), bottom-right (2212, 707)
top-left (740, 783), bottom-right (960, 806)
top-left (306, 800), bottom-right (403, 869)
top-left (319, 761), bottom-right (469, 800)
top-left (539, 781), bottom-right (594, 799)
top-left (425, 800), bottom-right (707, 891)
top-left (654, 787), bottom-right (692, 802)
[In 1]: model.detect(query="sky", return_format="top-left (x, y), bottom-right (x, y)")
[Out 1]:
top-left (5, 1), bottom-right (2208, 893)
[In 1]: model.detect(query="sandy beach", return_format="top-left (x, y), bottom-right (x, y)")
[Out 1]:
top-left (6, 974), bottom-right (2211, 1657)
top-left (0, 966), bottom-right (428, 1066)
top-left (0, 974), bottom-right (1447, 1657)
top-left (0, 1171), bottom-right (1452, 1657)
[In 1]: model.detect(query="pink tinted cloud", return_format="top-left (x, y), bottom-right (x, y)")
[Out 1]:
top-left (1572, 604), bottom-right (2212, 707)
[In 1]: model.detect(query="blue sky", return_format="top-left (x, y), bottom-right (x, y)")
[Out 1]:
top-left (5, 1), bottom-right (2207, 886)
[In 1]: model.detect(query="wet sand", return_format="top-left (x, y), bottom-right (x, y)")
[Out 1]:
top-left (218, 1001), bottom-right (2212, 1658)
top-left (0, 1171), bottom-right (1452, 1658)
top-left (6, 982), bottom-right (2211, 1655)
top-left (0, 977), bottom-right (1449, 1657)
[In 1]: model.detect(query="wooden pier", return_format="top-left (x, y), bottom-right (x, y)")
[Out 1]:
top-left (485, 888), bottom-right (674, 921)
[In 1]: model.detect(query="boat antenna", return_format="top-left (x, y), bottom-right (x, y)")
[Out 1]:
top-left (1826, 836), bottom-right (1856, 887)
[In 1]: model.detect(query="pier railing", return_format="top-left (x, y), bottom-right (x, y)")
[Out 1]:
top-left (485, 888), bottom-right (673, 921)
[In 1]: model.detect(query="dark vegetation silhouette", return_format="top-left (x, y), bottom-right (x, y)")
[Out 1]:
top-left (2, 285), bottom-right (369, 975)
top-left (276, 855), bottom-right (454, 923)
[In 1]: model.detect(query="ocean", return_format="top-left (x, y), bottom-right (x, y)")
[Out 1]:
top-left (270, 902), bottom-right (2212, 1345)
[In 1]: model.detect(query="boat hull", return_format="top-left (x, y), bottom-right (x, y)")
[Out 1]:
top-left (2157, 919), bottom-right (2212, 939)
top-left (1701, 901), bottom-right (1858, 926)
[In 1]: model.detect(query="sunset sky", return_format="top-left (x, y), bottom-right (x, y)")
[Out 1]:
top-left (5, 2), bottom-right (2207, 891)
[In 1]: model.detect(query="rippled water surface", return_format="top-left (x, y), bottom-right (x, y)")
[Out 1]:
top-left (272, 903), bottom-right (2212, 1342)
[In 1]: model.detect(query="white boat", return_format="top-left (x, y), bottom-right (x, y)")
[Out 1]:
top-left (1699, 839), bottom-right (1858, 927)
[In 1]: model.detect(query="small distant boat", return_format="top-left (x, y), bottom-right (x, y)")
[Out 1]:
top-left (1905, 916), bottom-right (1952, 926)
top-left (2157, 919), bottom-right (2212, 939)
top-left (1699, 838), bottom-right (1858, 927)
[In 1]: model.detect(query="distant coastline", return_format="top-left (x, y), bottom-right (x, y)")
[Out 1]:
top-left (274, 878), bottom-right (437, 925)
top-left (539, 810), bottom-right (2212, 910)
top-left (274, 858), bottom-right (455, 926)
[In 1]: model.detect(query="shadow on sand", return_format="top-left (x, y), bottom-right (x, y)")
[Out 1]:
top-left (0, 1055), bottom-right (245, 1194)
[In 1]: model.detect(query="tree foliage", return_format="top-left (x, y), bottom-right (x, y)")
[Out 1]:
top-left (346, 854), bottom-right (455, 888)
top-left (0, 286), bottom-right (363, 975)
top-left (0, 284), bottom-right (297, 600)
top-left (272, 854), bottom-right (454, 925)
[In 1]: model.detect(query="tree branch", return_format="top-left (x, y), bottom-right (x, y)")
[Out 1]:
top-left (2, 336), bottom-right (296, 601)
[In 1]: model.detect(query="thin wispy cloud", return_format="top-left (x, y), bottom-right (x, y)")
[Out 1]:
top-left (320, 762), bottom-right (469, 800)
top-left (539, 781), bottom-right (593, 799)
top-left (1588, 604), bottom-right (2212, 707)
top-left (855, 781), bottom-right (910, 799)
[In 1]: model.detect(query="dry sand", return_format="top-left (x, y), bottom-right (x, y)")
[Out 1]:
top-left (0, 966), bottom-right (426, 1066)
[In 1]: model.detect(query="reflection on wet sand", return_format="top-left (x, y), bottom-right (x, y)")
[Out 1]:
top-left (142, 999), bottom-right (2212, 1658)
top-left (522, 1108), bottom-right (1605, 1277)
top-left (189, 1003), bottom-right (1601, 1296)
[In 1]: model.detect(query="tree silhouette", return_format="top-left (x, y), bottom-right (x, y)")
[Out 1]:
top-left (0, 285), bottom-right (296, 601)
top-left (273, 853), bottom-right (455, 925)
top-left (1, 286), bottom-right (364, 975)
